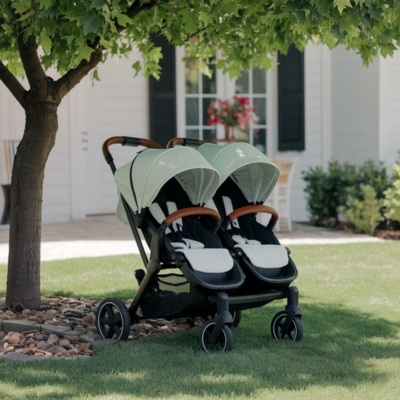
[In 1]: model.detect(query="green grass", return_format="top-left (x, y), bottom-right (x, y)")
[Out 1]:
top-left (1, 242), bottom-right (400, 399)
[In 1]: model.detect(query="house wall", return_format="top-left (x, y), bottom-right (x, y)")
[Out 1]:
top-left (379, 51), bottom-right (400, 167)
top-left (331, 45), bottom-right (380, 164)
top-left (0, 50), bottom-right (148, 225)
top-left (277, 44), bottom-right (328, 222)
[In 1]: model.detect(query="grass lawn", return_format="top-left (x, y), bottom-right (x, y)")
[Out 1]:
top-left (0, 242), bottom-right (399, 399)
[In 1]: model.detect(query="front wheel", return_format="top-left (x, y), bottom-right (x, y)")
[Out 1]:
top-left (271, 311), bottom-right (302, 342)
top-left (96, 298), bottom-right (131, 341)
top-left (199, 321), bottom-right (233, 353)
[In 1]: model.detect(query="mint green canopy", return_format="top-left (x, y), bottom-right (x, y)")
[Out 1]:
top-left (197, 142), bottom-right (279, 204)
top-left (114, 147), bottom-right (221, 223)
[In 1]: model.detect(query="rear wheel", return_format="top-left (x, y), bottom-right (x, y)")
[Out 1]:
top-left (96, 298), bottom-right (131, 341)
top-left (271, 311), bottom-right (302, 342)
top-left (199, 321), bottom-right (233, 352)
top-left (232, 310), bottom-right (242, 328)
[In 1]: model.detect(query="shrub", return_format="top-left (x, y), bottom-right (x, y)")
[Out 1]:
top-left (384, 164), bottom-right (400, 222)
top-left (338, 184), bottom-right (384, 235)
top-left (302, 161), bottom-right (357, 227)
top-left (303, 160), bottom-right (389, 227)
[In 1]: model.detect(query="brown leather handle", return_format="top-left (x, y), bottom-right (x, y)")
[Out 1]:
top-left (164, 207), bottom-right (221, 226)
top-left (227, 205), bottom-right (279, 230)
top-left (102, 136), bottom-right (162, 158)
top-left (166, 137), bottom-right (206, 149)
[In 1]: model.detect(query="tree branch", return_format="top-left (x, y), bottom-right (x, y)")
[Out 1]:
top-left (17, 34), bottom-right (47, 92)
top-left (0, 61), bottom-right (26, 109)
top-left (56, 48), bottom-right (103, 100)
top-left (117, 0), bottom-right (160, 32)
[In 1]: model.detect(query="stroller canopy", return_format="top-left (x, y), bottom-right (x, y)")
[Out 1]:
top-left (197, 142), bottom-right (280, 204)
top-left (114, 147), bottom-right (221, 216)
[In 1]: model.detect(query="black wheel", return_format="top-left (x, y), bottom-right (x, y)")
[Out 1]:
top-left (96, 298), bottom-right (131, 341)
top-left (271, 311), bottom-right (302, 342)
top-left (199, 321), bottom-right (233, 353)
top-left (232, 310), bottom-right (242, 328)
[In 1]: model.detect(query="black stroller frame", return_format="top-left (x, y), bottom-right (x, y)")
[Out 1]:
top-left (97, 136), bottom-right (245, 352)
top-left (167, 138), bottom-right (303, 341)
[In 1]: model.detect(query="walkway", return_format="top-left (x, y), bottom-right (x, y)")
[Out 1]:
top-left (0, 215), bottom-right (383, 264)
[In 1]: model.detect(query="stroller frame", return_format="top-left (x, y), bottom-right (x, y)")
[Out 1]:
top-left (97, 136), bottom-right (244, 351)
top-left (167, 137), bottom-right (303, 341)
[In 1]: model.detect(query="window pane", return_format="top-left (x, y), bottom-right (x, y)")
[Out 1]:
top-left (186, 98), bottom-right (199, 126)
top-left (203, 97), bottom-right (216, 125)
top-left (202, 64), bottom-right (216, 94)
top-left (186, 129), bottom-right (199, 139)
top-left (235, 71), bottom-right (249, 94)
top-left (253, 129), bottom-right (266, 154)
top-left (253, 98), bottom-right (266, 125)
top-left (203, 129), bottom-right (216, 142)
top-left (185, 58), bottom-right (199, 94)
top-left (253, 67), bottom-right (266, 94)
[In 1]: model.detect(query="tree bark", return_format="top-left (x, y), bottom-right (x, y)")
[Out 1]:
top-left (6, 91), bottom-right (59, 310)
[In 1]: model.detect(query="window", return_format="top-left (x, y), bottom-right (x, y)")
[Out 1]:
top-left (234, 67), bottom-right (268, 154)
top-left (184, 57), bottom-right (217, 142)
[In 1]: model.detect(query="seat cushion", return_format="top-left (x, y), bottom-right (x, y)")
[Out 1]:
top-left (177, 248), bottom-right (233, 273)
top-left (234, 244), bottom-right (288, 269)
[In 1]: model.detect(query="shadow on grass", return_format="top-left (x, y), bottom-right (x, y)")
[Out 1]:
top-left (1, 302), bottom-right (399, 399)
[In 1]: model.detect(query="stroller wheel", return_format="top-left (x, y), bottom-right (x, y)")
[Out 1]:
top-left (96, 298), bottom-right (131, 341)
top-left (199, 321), bottom-right (233, 353)
top-left (271, 311), bottom-right (302, 342)
top-left (232, 310), bottom-right (242, 328)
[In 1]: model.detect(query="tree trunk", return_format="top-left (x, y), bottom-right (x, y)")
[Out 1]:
top-left (6, 98), bottom-right (58, 310)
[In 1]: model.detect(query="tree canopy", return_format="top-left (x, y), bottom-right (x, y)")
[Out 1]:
top-left (2, 0), bottom-right (400, 89)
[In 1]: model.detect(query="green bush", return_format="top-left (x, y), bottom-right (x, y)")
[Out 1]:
top-left (302, 161), bottom-right (357, 227)
top-left (339, 184), bottom-right (384, 235)
top-left (384, 163), bottom-right (400, 222)
top-left (303, 160), bottom-right (389, 227)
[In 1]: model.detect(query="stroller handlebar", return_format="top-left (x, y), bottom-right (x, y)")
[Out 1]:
top-left (167, 138), bottom-right (206, 149)
top-left (222, 205), bottom-right (279, 231)
top-left (102, 136), bottom-right (162, 173)
top-left (102, 136), bottom-right (162, 158)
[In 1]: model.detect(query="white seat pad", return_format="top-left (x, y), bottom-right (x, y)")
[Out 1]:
top-left (177, 248), bottom-right (233, 273)
top-left (234, 244), bottom-right (288, 269)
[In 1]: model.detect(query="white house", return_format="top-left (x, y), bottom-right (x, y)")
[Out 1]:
top-left (1, 43), bottom-right (400, 226)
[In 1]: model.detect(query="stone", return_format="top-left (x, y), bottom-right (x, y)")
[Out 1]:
top-left (79, 333), bottom-right (95, 344)
top-left (47, 334), bottom-right (59, 343)
top-left (63, 309), bottom-right (83, 318)
top-left (21, 309), bottom-right (31, 316)
top-left (40, 325), bottom-right (70, 336)
top-left (78, 342), bottom-right (91, 352)
top-left (3, 320), bottom-right (39, 333)
top-left (28, 317), bottom-right (43, 324)
top-left (6, 352), bottom-right (35, 361)
top-left (64, 335), bottom-right (80, 342)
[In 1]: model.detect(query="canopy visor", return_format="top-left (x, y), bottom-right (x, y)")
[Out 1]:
top-left (197, 142), bottom-right (280, 204)
top-left (114, 147), bottom-right (221, 223)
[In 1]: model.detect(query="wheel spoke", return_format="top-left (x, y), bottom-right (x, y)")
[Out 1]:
top-left (105, 304), bottom-right (115, 318)
top-left (112, 312), bottom-right (122, 325)
top-left (105, 327), bottom-right (114, 339)
top-left (112, 324), bottom-right (122, 338)
top-left (288, 331), bottom-right (294, 340)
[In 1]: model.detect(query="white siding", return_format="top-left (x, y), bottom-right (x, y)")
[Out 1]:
top-left (379, 52), bottom-right (400, 167)
top-left (332, 45), bottom-right (380, 164)
top-left (82, 51), bottom-right (148, 216)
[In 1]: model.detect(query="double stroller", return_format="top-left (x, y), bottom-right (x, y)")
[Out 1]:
top-left (96, 136), bottom-right (302, 352)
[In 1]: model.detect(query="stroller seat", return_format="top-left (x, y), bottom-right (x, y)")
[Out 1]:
top-left (149, 200), bottom-right (236, 283)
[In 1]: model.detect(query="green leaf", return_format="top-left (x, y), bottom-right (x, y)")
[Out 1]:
top-left (39, 0), bottom-right (53, 10)
top-left (16, 9), bottom-right (35, 21)
top-left (112, 11), bottom-right (131, 27)
top-left (334, 0), bottom-right (352, 14)
top-left (132, 61), bottom-right (141, 77)
top-left (324, 33), bottom-right (337, 50)
top-left (93, 69), bottom-right (101, 81)
top-left (79, 13), bottom-right (104, 35)
top-left (180, 8), bottom-right (198, 35)
top-left (91, 0), bottom-right (106, 10)
top-left (77, 44), bottom-right (94, 61)
top-left (380, 43), bottom-right (396, 58)
top-left (40, 32), bottom-right (52, 54)
top-left (11, 2), bottom-right (30, 15)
